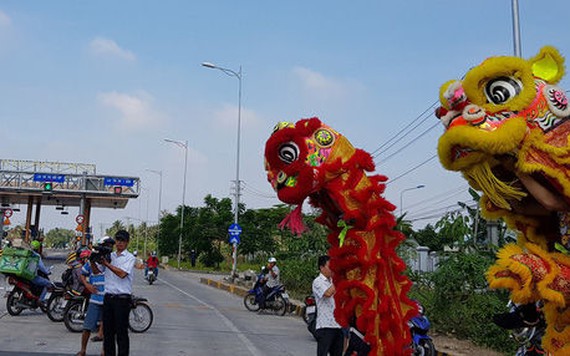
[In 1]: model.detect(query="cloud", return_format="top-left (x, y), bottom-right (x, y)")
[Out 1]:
top-left (0, 10), bottom-right (11, 26)
top-left (88, 37), bottom-right (136, 61)
top-left (97, 91), bottom-right (165, 129)
top-left (211, 104), bottom-right (264, 130)
top-left (292, 66), bottom-right (347, 100)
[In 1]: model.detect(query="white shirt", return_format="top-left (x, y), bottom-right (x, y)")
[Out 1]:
top-left (312, 272), bottom-right (341, 330)
top-left (266, 265), bottom-right (280, 288)
top-left (104, 249), bottom-right (135, 295)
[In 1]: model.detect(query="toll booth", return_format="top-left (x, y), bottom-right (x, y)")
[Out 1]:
top-left (0, 159), bottom-right (140, 246)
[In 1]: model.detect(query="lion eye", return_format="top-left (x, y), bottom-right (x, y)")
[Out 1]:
top-left (278, 142), bottom-right (299, 164)
top-left (484, 76), bottom-right (522, 105)
top-left (314, 129), bottom-right (334, 147)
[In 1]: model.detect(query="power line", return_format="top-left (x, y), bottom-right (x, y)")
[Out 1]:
top-left (370, 100), bottom-right (439, 158)
top-left (386, 154), bottom-right (438, 184)
top-left (408, 202), bottom-right (478, 223)
top-left (375, 121), bottom-right (440, 165)
top-left (410, 185), bottom-right (469, 213)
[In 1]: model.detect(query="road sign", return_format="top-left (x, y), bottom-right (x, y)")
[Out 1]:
top-left (33, 173), bottom-right (65, 183)
top-left (228, 223), bottom-right (242, 237)
top-left (104, 177), bottom-right (135, 187)
top-left (228, 223), bottom-right (242, 244)
top-left (3, 208), bottom-right (13, 218)
top-left (76, 214), bottom-right (85, 224)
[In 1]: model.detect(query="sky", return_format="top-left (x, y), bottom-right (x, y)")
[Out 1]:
top-left (1, 1), bottom-right (570, 238)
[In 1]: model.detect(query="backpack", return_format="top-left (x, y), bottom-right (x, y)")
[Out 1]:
top-left (61, 267), bottom-right (73, 287)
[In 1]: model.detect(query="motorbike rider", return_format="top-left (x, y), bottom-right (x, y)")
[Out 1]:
top-left (29, 240), bottom-right (52, 307)
top-left (260, 257), bottom-right (280, 308)
top-left (145, 251), bottom-right (159, 279)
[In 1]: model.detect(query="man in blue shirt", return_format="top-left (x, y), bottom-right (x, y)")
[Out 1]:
top-left (30, 240), bottom-right (51, 306)
top-left (75, 237), bottom-right (114, 356)
top-left (101, 230), bottom-right (135, 356)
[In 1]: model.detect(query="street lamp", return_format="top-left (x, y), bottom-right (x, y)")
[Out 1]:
top-left (400, 184), bottom-right (426, 217)
top-left (146, 169), bottom-right (163, 258)
top-left (202, 61), bottom-right (242, 278)
top-left (164, 138), bottom-right (188, 270)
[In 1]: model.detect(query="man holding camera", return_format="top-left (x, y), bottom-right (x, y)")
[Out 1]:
top-left (101, 230), bottom-right (135, 356)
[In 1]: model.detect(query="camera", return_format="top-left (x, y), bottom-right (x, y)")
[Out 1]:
top-left (90, 245), bottom-right (113, 263)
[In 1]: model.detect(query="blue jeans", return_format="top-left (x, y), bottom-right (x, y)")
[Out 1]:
top-left (31, 275), bottom-right (51, 302)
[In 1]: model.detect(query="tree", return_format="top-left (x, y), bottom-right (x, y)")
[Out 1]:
top-left (106, 220), bottom-right (126, 239)
top-left (45, 228), bottom-right (75, 248)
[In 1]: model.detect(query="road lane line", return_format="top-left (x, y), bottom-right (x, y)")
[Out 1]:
top-left (160, 277), bottom-right (262, 356)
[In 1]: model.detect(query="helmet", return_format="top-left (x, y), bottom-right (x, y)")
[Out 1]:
top-left (79, 249), bottom-right (92, 259)
top-left (151, 251), bottom-right (157, 257)
top-left (65, 251), bottom-right (78, 265)
top-left (133, 250), bottom-right (138, 256)
top-left (100, 236), bottom-right (115, 246)
top-left (268, 257), bottom-right (277, 263)
top-left (30, 240), bottom-right (41, 250)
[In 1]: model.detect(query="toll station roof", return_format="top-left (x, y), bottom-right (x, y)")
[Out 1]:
top-left (0, 159), bottom-right (140, 209)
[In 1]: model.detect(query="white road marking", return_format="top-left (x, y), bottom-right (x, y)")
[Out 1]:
top-left (160, 277), bottom-right (262, 356)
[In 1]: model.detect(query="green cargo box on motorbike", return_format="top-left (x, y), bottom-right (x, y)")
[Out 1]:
top-left (0, 247), bottom-right (39, 280)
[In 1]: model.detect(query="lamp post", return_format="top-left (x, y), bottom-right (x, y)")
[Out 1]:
top-left (202, 61), bottom-right (242, 278)
top-left (164, 138), bottom-right (188, 270)
top-left (399, 184), bottom-right (426, 217)
top-left (146, 169), bottom-right (163, 258)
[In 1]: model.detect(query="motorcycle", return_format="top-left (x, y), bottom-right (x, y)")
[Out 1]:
top-left (243, 269), bottom-right (290, 316)
top-left (63, 293), bottom-right (154, 333)
top-left (146, 268), bottom-right (156, 285)
top-left (409, 300), bottom-right (436, 356)
top-left (492, 301), bottom-right (546, 356)
top-left (45, 280), bottom-right (67, 322)
top-left (303, 295), bottom-right (317, 340)
top-left (3, 269), bottom-right (53, 316)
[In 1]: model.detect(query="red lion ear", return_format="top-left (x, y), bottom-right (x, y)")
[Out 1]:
top-left (435, 106), bottom-right (448, 119)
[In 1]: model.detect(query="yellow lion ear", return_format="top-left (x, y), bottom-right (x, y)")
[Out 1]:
top-left (530, 46), bottom-right (565, 83)
top-left (439, 80), bottom-right (458, 109)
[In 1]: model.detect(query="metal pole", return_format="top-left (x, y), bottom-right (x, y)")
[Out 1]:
top-left (511, 0), bottom-right (522, 57)
top-left (178, 141), bottom-right (188, 270)
top-left (201, 62), bottom-right (242, 279)
top-left (146, 169), bottom-right (163, 258)
top-left (164, 139), bottom-right (188, 270)
top-left (399, 185), bottom-right (426, 217)
top-left (232, 66), bottom-right (242, 279)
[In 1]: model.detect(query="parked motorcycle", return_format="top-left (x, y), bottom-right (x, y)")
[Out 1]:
top-left (303, 295), bottom-right (317, 340)
top-left (493, 301), bottom-right (546, 356)
top-left (146, 269), bottom-right (156, 285)
top-left (3, 270), bottom-right (53, 316)
top-left (409, 300), bottom-right (436, 356)
top-left (62, 293), bottom-right (154, 333)
top-left (243, 269), bottom-right (290, 316)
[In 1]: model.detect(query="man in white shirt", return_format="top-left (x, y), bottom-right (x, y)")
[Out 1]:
top-left (312, 255), bottom-right (343, 356)
top-left (101, 230), bottom-right (135, 356)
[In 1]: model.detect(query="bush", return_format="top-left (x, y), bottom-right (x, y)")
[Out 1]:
top-left (409, 252), bottom-right (517, 353)
top-left (280, 257), bottom-right (318, 300)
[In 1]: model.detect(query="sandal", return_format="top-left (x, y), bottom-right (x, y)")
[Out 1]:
top-left (91, 335), bottom-right (104, 342)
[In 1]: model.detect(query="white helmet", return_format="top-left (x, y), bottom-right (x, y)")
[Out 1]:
top-left (268, 257), bottom-right (277, 263)
top-left (97, 235), bottom-right (111, 245)
top-left (133, 250), bottom-right (138, 256)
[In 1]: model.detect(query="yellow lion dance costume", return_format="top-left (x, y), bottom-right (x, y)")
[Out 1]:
top-left (436, 46), bottom-right (570, 354)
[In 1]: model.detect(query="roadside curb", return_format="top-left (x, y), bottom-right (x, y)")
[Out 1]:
top-left (199, 277), bottom-right (305, 317)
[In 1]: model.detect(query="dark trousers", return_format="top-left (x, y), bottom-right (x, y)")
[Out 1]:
top-left (103, 294), bottom-right (131, 356)
top-left (316, 328), bottom-right (344, 356)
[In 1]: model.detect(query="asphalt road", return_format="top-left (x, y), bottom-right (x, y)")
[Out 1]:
top-left (0, 252), bottom-right (316, 356)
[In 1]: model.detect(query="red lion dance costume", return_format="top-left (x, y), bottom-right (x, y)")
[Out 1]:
top-left (264, 119), bottom-right (417, 355)
top-left (436, 46), bottom-right (570, 354)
